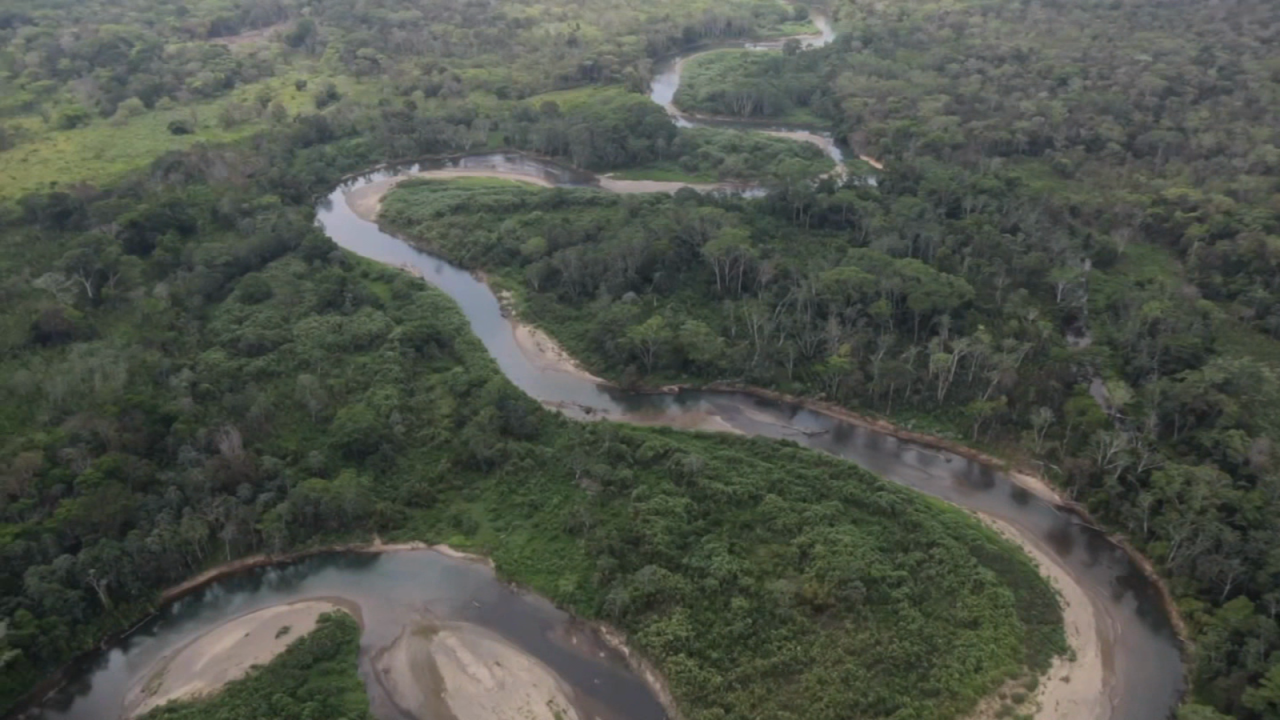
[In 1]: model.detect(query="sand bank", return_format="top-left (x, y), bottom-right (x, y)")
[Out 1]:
top-left (124, 600), bottom-right (349, 717)
top-left (338, 171), bottom-right (1174, 720)
top-left (596, 176), bottom-right (748, 194)
top-left (982, 517), bottom-right (1111, 720)
top-left (513, 322), bottom-right (609, 383)
top-left (375, 623), bottom-right (581, 720)
top-left (345, 169), bottom-right (556, 223)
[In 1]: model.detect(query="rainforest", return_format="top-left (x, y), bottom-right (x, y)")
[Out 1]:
top-left (2, 0), bottom-right (1278, 719)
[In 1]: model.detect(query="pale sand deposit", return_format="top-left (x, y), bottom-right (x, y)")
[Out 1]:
top-left (982, 517), bottom-right (1111, 720)
top-left (375, 623), bottom-right (580, 720)
top-left (341, 172), bottom-right (1121, 720)
top-left (596, 176), bottom-right (746, 194)
top-left (125, 600), bottom-right (348, 717)
top-left (512, 322), bottom-right (607, 384)
top-left (345, 169), bottom-right (556, 223)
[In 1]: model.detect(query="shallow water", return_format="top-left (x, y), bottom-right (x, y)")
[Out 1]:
top-left (28, 552), bottom-right (666, 720)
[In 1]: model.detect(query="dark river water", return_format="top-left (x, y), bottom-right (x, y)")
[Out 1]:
top-left (21, 12), bottom-right (1183, 720)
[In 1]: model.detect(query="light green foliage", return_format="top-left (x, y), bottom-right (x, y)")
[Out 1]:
top-left (381, 116), bottom-right (1280, 714)
top-left (6, 0), bottom-right (1280, 715)
top-left (0, 0), bottom-right (813, 196)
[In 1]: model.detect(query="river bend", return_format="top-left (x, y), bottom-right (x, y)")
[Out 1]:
top-left (21, 13), bottom-right (1183, 720)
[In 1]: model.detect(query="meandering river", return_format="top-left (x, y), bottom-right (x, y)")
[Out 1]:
top-left (21, 12), bottom-right (1183, 720)
top-left (317, 156), bottom-right (1184, 720)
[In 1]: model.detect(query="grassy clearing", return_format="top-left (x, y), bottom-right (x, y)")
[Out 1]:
top-left (0, 72), bottom-right (371, 198)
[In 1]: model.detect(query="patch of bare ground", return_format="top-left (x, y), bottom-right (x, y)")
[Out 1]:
top-left (123, 600), bottom-right (355, 718)
top-left (374, 622), bottom-right (580, 720)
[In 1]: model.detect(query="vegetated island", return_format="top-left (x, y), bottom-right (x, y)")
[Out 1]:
top-left (133, 611), bottom-right (372, 720)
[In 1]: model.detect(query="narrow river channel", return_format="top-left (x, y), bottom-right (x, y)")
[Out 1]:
top-left (20, 11), bottom-right (1184, 720)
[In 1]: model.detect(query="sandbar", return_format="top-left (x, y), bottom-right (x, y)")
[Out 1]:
top-left (124, 599), bottom-right (349, 717)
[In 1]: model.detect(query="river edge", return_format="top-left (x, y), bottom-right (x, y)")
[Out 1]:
top-left (11, 539), bottom-right (684, 720)
top-left (354, 176), bottom-right (1187, 661)
top-left (160, 541), bottom-right (687, 720)
top-left (505, 308), bottom-right (1193, 717)
top-left (121, 599), bottom-right (359, 718)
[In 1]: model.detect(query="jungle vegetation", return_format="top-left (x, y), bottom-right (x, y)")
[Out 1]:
top-left (139, 612), bottom-right (373, 720)
top-left (0, 0), bottom-right (815, 194)
top-left (379, 0), bottom-right (1280, 714)
top-left (675, 48), bottom-right (830, 126)
top-left (2, 0), bottom-right (1279, 716)
top-left (0, 96), bottom-right (1062, 720)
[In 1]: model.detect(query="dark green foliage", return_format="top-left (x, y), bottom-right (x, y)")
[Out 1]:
top-left (626, 127), bottom-right (833, 181)
top-left (313, 83), bottom-right (341, 111)
top-left (676, 49), bottom-right (830, 123)
top-left (140, 612), bottom-right (372, 720)
top-left (505, 88), bottom-right (678, 171)
top-left (382, 137), bottom-right (1280, 716)
top-left (0, 126), bottom-right (1062, 720)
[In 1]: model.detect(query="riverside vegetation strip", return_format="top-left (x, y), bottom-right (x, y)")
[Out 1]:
top-left (341, 162), bottom-right (1128, 720)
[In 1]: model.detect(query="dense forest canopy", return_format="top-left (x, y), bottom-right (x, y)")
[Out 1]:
top-left (0, 86), bottom-right (1063, 720)
top-left (1, 0), bottom-right (1278, 717)
top-left (374, 2), bottom-right (1280, 718)
top-left (0, 0), bottom-right (816, 193)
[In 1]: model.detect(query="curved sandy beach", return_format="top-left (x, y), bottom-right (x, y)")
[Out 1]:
top-left (981, 518), bottom-right (1110, 720)
top-left (374, 622), bottom-right (581, 720)
top-left (124, 600), bottom-right (352, 717)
